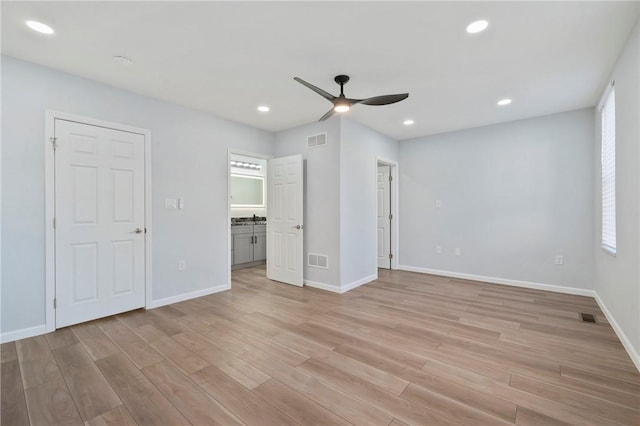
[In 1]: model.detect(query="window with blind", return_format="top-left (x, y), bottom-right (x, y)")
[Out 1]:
top-left (600, 85), bottom-right (616, 254)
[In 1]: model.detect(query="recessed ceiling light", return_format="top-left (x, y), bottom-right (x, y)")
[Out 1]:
top-left (113, 56), bottom-right (134, 65)
top-left (497, 98), bottom-right (512, 106)
top-left (26, 20), bottom-right (54, 35)
top-left (257, 105), bottom-right (270, 112)
top-left (403, 119), bottom-right (415, 126)
top-left (466, 20), bottom-right (489, 34)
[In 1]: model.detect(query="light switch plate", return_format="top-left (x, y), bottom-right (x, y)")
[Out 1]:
top-left (165, 198), bottom-right (177, 209)
top-left (435, 200), bottom-right (442, 208)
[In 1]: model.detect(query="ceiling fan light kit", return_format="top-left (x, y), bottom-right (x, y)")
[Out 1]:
top-left (294, 74), bottom-right (409, 121)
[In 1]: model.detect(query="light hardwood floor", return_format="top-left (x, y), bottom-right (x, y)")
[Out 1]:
top-left (2, 267), bottom-right (639, 425)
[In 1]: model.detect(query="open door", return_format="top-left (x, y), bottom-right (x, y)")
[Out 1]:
top-left (267, 155), bottom-right (303, 286)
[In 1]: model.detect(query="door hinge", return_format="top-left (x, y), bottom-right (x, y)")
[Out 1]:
top-left (388, 253), bottom-right (393, 259)
top-left (53, 298), bottom-right (57, 309)
top-left (53, 217), bottom-right (56, 229)
top-left (389, 175), bottom-right (392, 181)
top-left (388, 213), bottom-right (393, 220)
top-left (50, 137), bottom-right (58, 150)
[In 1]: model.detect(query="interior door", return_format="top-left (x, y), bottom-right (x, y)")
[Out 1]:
top-left (55, 119), bottom-right (145, 328)
top-left (377, 165), bottom-right (391, 269)
top-left (267, 155), bottom-right (303, 286)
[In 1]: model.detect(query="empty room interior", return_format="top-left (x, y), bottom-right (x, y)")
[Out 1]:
top-left (2, 1), bottom-right (640, 425)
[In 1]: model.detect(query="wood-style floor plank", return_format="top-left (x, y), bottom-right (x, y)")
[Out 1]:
top-left (52, 343), bottom-right (121, 421)
top-left (23, 378), bottom-right (83, 425)
top-left (142, 360), bottom-right (244, 425)
top-left (95, 353), bottom-right (190, 426)
top-left (1, 359), bottom-right (30, 426)
top-left (85, 405), bottom-right (137, 426)
top-left (2, 266), bottom-right (639, 426)
top-left (191, 364), bottom-right (299, 425)
top-left (15, 335), bottom-right (62, 389)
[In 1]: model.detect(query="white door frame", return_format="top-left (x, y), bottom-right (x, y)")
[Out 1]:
top-left (376, 156), bottom-right (399, 270)
top-left (44, 110), bottom-right (152, 332)
top-left (227, 149), bottom-right (272, 284)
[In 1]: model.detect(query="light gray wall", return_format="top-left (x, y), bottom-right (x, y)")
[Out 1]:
top-left (399, 108), bottom-right (595, 289)
top-left (274, 120), bottom-right (341, 288)
top-left (593, 22), bottom-right (639, 359)
top-left (1, 56), bottom-right (274, 334)
top-left (340, 119), bottom-right (398, 286)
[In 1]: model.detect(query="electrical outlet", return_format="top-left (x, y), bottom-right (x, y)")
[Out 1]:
top-left (178, 260), bottom-right (186, 270)
top-left (455, 248), bottom-right (461, 256)
top-left (436, 245), bottom-right (442, 254)
top-left (435, 200), bottom-right (442, 209)
top-left (555, 255), bottom-right (564, 265)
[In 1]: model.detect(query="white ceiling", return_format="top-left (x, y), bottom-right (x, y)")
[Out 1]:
top-left (2, 1), bottom-right (638, 140)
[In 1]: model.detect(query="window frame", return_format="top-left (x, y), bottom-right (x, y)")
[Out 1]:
top-left (599, 82), bottom-right (616, 256)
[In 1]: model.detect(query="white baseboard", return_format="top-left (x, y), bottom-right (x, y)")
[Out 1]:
top-left (594, 293), bottom-right (640, 372)
top-left (304, 280), bottom-right (341, 293)
top-left (341, 273), bottom-right (378, 293)
top-left (146, 283), bottom-right (231, 309)
top-left (0, 324), bottom-right (48, 344)
top-left (305, 273), bottom-right (377, 294)
top-left (396, 265), bottom-right (596, 297)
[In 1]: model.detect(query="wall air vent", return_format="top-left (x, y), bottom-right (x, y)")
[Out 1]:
top-left (307, 132), bottom-right (327, 149)
top-left (308, 253), bottom-right (328, 269)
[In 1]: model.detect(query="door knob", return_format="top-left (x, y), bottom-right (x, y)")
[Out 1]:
top-left (292, 225), bottom-right (303, 230)
top-left (133, 227), bottom-right (143, 234)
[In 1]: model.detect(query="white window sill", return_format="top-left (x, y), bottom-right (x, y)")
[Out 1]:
top-left (602, 245), bottom-right (617, 257)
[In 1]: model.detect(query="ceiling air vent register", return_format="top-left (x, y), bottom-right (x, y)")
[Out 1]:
top-left (307, 133), bottom-right (327, 149)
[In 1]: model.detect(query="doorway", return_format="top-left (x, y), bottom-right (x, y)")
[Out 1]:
top-left (228, 151), bottom-right (304, 287)
top-left (376, 158), bottom-right (398, 270)
top-left (45, 111), bottom-right (152, 331)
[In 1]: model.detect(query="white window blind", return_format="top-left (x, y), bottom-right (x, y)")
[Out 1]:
top-left (600, 86), bottom-right (616, 254)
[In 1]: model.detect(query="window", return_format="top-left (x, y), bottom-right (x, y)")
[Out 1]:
top-left (600, 84), bottom-right (616, 254)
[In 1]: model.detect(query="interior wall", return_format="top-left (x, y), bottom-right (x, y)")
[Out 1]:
top-left (274, 120), bottom-right (342, 289)
top-left (340, 119), bottom-right (398, 287)
top-left (1, 56), bottom-right (275, 335)
top-left (399, 108), bottom-right (595, 290)
top-left (593, 21), bottom-right (640, 363)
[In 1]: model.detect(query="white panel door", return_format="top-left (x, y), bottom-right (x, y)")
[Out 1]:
top-left (267, 155), bottom-right (303, 286)
top-left (377, 165), bottom-right (391, 269)
top-left (55, 119), bottom-right (145, 327)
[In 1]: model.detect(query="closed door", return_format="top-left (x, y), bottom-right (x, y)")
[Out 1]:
top-left (267, 155), bottom-right (303, 286)
top-left (377, 165), bottom-right (391, 269)
top-left (55, 119), bottom-right (145, 328)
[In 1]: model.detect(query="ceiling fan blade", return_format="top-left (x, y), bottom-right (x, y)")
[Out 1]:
top-left (319, 108), bottom-right (336, 121)
top-left (359, 93), bottom-right (409, 106)
top-left (294, 77), bottom-right (336, 102)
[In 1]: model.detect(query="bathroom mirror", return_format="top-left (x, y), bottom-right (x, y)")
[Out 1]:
top-left (230, 174), bottom-right (264, 207)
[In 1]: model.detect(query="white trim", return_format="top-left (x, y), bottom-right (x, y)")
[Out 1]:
top-left (146, 283), bottom-right (231, 309)
top-left (396, 265), bottom-right (596, 297)
top-left (376, 156), bottom-right (399, 270)
top-left (342, 273), bottom-right (378, 293)
top-left (304, 280), bottom-right (342, 293)
top-left (597, 80), bottom-right (615, 111)
top-left (0, 324), bottom-right (48, 344)
top-left (305, 274), bottom-right (377, 294)
top-left (45, 110), bottom-right (152, 332)
top-left (594, 293), bottom-right (640, 372)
